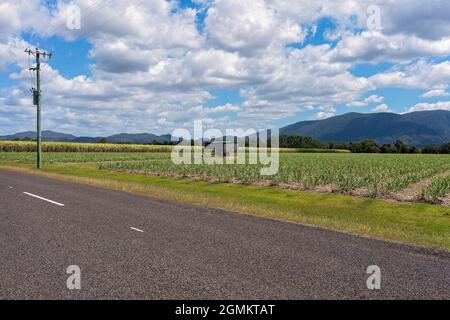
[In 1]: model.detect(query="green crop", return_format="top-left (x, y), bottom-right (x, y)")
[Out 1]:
top-left (422, 175), bottom-right (450, 202)
top-left (98, 153), bottom-right (450, 196)
top-left (0, 141), bottom-right (175, 153)
top-left (3, 150), bottom-right (450, 200)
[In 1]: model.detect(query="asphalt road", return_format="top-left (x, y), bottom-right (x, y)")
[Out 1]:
top-left (0, 169), bottom-right (448, 299)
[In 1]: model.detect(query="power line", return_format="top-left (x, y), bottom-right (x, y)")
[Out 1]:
top-left (74, 0), bottom-right (147, 40)
top-left (79, 0), bottom-right (120, 21)
top-left (41, 0), bottom-right (117, 19)
top-left (37, 0), bottom-right (147, 42)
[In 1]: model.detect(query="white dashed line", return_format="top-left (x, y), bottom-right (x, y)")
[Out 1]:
top-left (130, 227), bottom-right (144, 233)
top-left (8, 186), bottom-right (13, 189)
top-left (23, 192), bottom-right (65, 207)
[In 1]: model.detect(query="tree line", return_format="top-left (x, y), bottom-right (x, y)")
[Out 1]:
top-left (279, 135), bottom-right (450, 154)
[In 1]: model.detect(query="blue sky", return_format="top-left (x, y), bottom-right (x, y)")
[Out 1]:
top-left (21, 34), bottom-right (95, 78)
top-left (1, 0), bottom-right (449, 135)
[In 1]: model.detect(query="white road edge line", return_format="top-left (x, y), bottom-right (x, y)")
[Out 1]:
top-left (130, 227), bottom-right (144, 233)
top-left (23, 192), bottom-right (65, 207)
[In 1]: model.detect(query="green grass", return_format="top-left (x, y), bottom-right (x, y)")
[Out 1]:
top-left (0, 161), bottom-right (449, 251)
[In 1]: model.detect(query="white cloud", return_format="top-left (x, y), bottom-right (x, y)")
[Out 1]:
top-left (421, 89), bottom-right (450, 98)
top-left (312, 106), bottom-right (336, 120)
top-left (1, 0), bottom-right (450, 135)
top-left (313, 111), bottom-right (335, 120)
top-left (381, 0), bottom-right (450, 41)
top-left (205, 0), bottom-right (304, 54)
top-left (408, 101), bottom-right (450, 112)
top-left (370, 60), bottom-right (450, 90)
top-left (189, 103), bottom-right (242, 114)
top-left (346, 95), bottom-right (384, 108)
top-left (371, 104), bottom-right (392, 112)
top-left (332, 31), bottom-right (450, 64)
top-left (268, 0), bottom-right (450, 41)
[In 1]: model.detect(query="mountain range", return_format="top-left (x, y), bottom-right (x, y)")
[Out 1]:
top-left (0, 131), bottom-right (172, 144)
top-left (280, 110), bottom-right (450, 146)
top-left (1, 110), bottom-right (450, 146)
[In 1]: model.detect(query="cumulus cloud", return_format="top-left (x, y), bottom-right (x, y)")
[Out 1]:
top-left (370, 60), bottom-right (450, 89)
top-left (346, 95), bottom-right (384, 108)
top-left (381, 0), bottom-right (450, 41)
top-left (205, 0), bottom-right (304, 54)
top-left (1, 0), bottom-right (450, 135)
top-left (408, 101), bottom-right (450, 112)
top-left (271, 0), bottom-right (450, 41)
top-left (371, 103), bottom-right (392, 112)
top-left (312, 107), bottom-right (337, 120)
top-left (0, 37), bottom-right (33, 70)
top-left (332, 31), bottom-right (450, 63)
top-left (421, 89), bottom-right (450, 98)
top-left (312, 111), bottom-right (334, 120)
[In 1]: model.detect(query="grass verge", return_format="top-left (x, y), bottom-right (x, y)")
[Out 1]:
top-left (1, 161), bottom-right (449, 251)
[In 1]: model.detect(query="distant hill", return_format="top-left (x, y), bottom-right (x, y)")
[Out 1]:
top-left (281, 110), bottom-right (450, 146)
top-left (105, 133), bottom-right (172, 144)
top-left (0, 131), bottom-right (173, 144)
top-left (2, 110), bottom-right (449, 146)
top-left (0, 130), bottom-right (77, 142)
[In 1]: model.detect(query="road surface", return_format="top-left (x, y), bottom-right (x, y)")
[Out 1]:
top-left (0, 169), bottom-right (448, 299)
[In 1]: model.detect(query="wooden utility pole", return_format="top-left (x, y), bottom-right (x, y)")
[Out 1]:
top-left (25, 48), bottom-right (51, 169)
